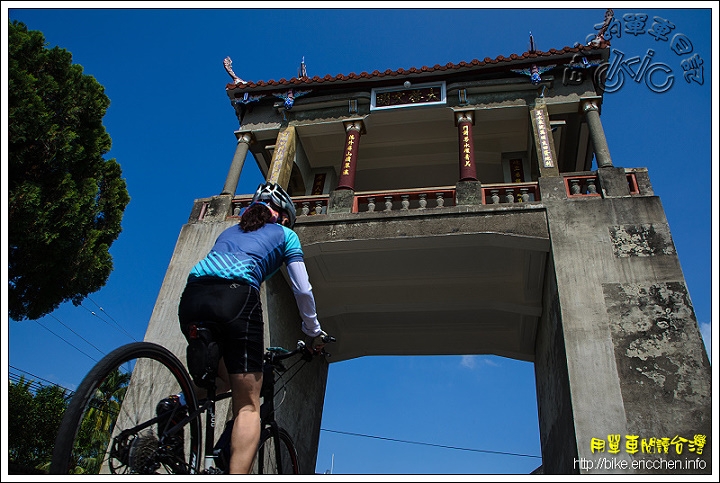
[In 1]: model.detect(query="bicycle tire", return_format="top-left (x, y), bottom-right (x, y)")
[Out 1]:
top-left (50, 342), bottom-right (202, 475)
top-left (252, 427), bottom-right (300, 474)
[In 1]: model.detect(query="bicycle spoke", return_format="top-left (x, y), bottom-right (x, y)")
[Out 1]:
top-left (51, 342), bottom-right (201, 475)
top-left (251, 427), bottom-right (299, 474)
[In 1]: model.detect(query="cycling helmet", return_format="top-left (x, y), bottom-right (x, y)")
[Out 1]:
top-left (251, 182), bottom-right (297, 228)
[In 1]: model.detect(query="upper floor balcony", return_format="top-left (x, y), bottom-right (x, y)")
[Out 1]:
top-left (214, 40), bottom-right (649, 222)
top-left (187, 41), bottom-right (657, 363)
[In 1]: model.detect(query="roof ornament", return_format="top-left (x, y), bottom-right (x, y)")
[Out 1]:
top-left (223, 56), bottom-right (247, 85)
top-left (588, 9), bottom-right (615, 46)
top-left (274, 88), bottom-right (312, 111)
top-left (564, 55), bottom-right (603, 71)
top-left (529, 31), bottom-right (537, 53)
top-left (511, 33), bottom-right (555, 86)
top-left (298, 56), bottom-right (308, 79)
top-left (232, 92), bottom-right (265, 105)
top-left (273, 88), bottom-right (312, 120)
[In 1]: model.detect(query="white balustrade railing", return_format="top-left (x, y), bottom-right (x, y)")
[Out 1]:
top-left (354, 187), bottom-right (456, 213)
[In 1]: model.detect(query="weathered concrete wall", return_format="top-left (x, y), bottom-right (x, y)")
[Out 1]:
top-left (262, 274), bottom-right (329, 474)
top-left (603, 281), bottom-right (711, 474)
top-left (132, 183), bottom-right (710, 475)
top-left (544, 194), bottom-right (712, 474)
top-left (534, 253), bottom-right (578, 474)
top-left (296, 202), bottom-right (550, 245)
top-left (143, 218), bottom-right (236, 425)
top-left (138, 198), bottom-right (328, 473)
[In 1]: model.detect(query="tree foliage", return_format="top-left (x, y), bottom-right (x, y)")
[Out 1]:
top-left (69, 368), bottom-right (130, 474)
top-left (8, 20), bottom-right (130, 321)
top-left (7, 370), bottom-right (131, 475)
top-left (8, 376), bottom-right (70, 473)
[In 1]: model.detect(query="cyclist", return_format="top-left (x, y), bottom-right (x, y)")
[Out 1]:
top-left (178, 181), bottom-right (326, 474)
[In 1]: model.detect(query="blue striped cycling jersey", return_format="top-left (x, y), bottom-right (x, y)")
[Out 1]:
top-left (188, 223), bottom-right (304, 290)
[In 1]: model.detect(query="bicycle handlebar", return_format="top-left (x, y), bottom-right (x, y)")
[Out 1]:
top-left (320, 333), bottom-right (337, 344)
top-left (266, 332), bottom-right (336, 362)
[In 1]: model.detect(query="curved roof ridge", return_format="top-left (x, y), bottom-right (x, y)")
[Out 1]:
top-left (226, 42), bottom-right (610, 91)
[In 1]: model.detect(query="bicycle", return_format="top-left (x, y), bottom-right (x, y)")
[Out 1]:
top-left (50, 325), bottom-right (335, 475)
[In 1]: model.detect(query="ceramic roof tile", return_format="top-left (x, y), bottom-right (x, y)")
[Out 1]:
top-left (226, 42), bottom-right (609, 92)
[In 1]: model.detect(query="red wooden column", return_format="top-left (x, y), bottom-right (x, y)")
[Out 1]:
top-left (336, 119), bottom-right (365, 190)
top-left (455, 110), bottom-right (478, 181)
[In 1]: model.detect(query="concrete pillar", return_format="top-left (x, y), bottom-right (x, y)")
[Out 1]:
top-left (267, 126), bottom-right (297, 188)
top-left (583, 100), bottom-right (614, 168)
top-left (455, 110), bottom-right (478, 181)
top-left (220, 131), bottom-right (253, 196)
top-left (136, 210), bottom-right (329, 474)
top-left (539, 195), bottom-right (712, 474)
top-left (335, 119), bottom-right (365, 190)
top-left (328, 188), bottom-right (355, 214)
top-left (262, 274), bottom-right (329, 474)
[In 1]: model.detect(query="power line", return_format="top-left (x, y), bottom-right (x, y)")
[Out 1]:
top-left (28, 298), bottom-right (139, 368)
top-left (79, 302), bottom-right (137, 342)
top-left (87, 296), bottom-right (138, 342)
top-left (33, 319), bottom-right (99, 364)
top-left (7, 361), bottom-right (541, 462)
top-left (8, 373), bottom-right (47, 393)
top-left (49, 314), bottom-right (105, 356)
top-left (8, 365), bottom-right (75, 397)
top-left (320, 428), bottom-right (542, 460)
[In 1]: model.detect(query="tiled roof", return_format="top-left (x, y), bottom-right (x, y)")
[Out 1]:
top-left (226, 41), bottom-right (610, 92)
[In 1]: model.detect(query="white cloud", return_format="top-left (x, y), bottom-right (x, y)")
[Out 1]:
top-left (459, 355), bottom-right (501, 369)
top-left (460, 355), bottom-right (476, 369)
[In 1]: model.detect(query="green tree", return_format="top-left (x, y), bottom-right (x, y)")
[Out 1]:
top-left (70, 369), bottom-right (130, 474)
top-left (8, 370), bottom-right (130, 475)
top-left (8, 20), bottom-right (130, 321)
top-left (8, 376), bottom-right (69, 473)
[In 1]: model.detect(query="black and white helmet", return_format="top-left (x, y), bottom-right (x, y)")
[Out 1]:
top-left (251, 182), bottom-right (297, 228)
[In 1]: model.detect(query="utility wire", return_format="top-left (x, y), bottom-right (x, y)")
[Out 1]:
top-left (8, 361), bottom-right (540, 462)
top-left (79, 302), bottom-right (137, 342)
top-left (49, 314), bottom-right (105, 356)
top-left (8, 373), bottom-right (48, 393)
top-left (320, 428), bottom-right (542, 459)
top-left (30, 298), bottom-right (138, 368)
top-left (87, 296), bottom-right (138, 342)
top-left (8, 365), bottom-right (75, 397)
top-left (33, 319), bottom-right (99, 364)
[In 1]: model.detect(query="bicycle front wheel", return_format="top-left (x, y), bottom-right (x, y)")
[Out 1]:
top-left (50, 342), bottom-right (202, 475)
top-left (252, 427), bottom-right (300, 474)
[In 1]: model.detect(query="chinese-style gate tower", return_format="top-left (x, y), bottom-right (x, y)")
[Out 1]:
top-left (134, 22), bottom-right (712, 475)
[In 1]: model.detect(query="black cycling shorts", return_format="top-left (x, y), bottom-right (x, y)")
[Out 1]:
top-left (178, 278), bottom-right (264, 374)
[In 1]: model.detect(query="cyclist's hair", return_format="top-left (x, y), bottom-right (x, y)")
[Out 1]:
top-left (251, 182), bottom-right (297, 228)
top-left (239, 203), bottom-right (277, 232)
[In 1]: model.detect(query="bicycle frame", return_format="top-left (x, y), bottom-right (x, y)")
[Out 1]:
top-left (51, 336), bottom-right (331, 475)
top-left (199, 390), bottom-right (232, 473)
top-left (145, 338), bottom-right (331, 474)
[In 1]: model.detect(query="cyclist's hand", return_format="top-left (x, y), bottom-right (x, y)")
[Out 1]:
top-left (311, 331), bottom-right (328, 353)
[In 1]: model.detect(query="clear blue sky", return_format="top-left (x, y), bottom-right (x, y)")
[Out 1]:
top-left (3, 3), bottom-right (716, 477)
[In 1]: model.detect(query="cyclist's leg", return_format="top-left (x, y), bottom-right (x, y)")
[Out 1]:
top-left (211, 282), bottom-right (264, 474)
top-left (180, 279), bottom-right (265, 474)
top-left (190, 356), bottom-right (231, 401)
top-left (228, 372), bottom-right (263, 474)
top-left (252, 427), bottom-right (300, 474)
top-left (50, 342), bottom-right (201, 475)
top-left (215, 356), bottom-right (231, 395)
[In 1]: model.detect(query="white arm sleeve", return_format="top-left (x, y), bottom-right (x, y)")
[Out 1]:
top-left (286, 260), bottom-right (322, 337)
